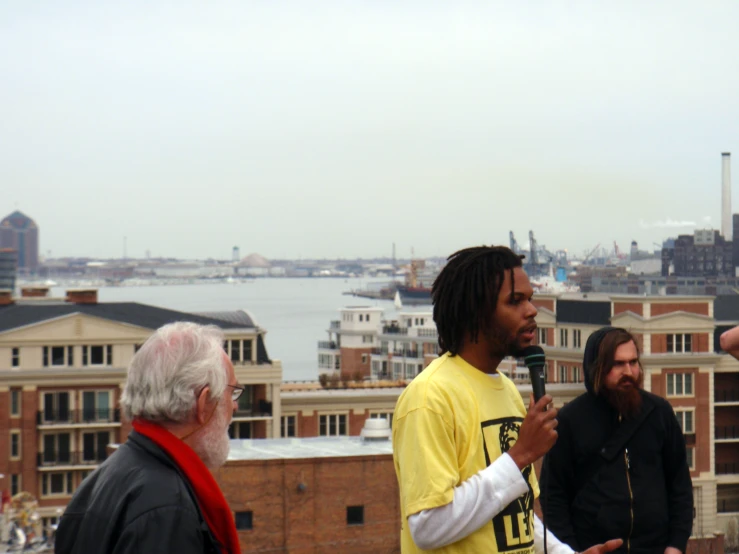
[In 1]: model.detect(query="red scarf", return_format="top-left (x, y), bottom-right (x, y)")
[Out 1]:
top-left (132, 419), bottom-right (241, 554)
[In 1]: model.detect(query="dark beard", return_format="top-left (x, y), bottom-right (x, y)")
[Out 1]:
top-left (601, 376), bottom-right (643, 419)
top-left (486, 325), bottom-right (529, 359)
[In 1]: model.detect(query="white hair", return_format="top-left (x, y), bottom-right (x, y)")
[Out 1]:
top-left (121, 322), bottom-right (228, 423)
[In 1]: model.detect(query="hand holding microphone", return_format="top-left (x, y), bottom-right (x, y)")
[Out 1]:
top-left (508, 345), bottom-right (558, 470)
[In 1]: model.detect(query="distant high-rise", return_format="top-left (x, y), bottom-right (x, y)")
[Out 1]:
top-left (0, 248), bottom-right (17, 290)
top-left (232, 246), bottom-right (240, 262)
top-left (0, 211), bottom-right (39, 272)
top-left (722, 153), bottom-right (732, 241)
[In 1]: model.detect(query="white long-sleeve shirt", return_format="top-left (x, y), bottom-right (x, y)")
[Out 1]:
top-left (408, 452), bottom-right (575, 554)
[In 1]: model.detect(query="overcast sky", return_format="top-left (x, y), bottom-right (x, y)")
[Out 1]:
top-left (2, 2), bottom-right (739, 261)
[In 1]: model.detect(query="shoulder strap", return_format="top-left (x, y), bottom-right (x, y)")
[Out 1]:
top-left (575, 398), bottom-right (655, 491)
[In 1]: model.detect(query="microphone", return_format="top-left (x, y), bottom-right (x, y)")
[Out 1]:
top-left (521, 345), bottom-right (546, 403)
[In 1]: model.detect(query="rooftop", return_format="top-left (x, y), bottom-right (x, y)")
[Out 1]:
top-left (226, 436), bottom-right (393, 461)
top-left (0, 302), bottom-right (253, 333)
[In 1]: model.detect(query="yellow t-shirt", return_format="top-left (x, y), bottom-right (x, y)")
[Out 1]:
top-left (393, 353), bottom-right (539, 554)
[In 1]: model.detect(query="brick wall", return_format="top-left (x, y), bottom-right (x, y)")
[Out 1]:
top-left (692, 333), bottom-right (709, 353)
top-left (651, 334), bottom-right (667, 354)
top-left (217, 455), bottom-right (400, 554)
top-left (340, 348), bottom-right (372, 379)
top-left (613, 302), bottom-right (644, 316)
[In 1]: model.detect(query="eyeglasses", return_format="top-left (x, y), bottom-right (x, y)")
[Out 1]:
top-left (227, 384), bottom-right (246, 402)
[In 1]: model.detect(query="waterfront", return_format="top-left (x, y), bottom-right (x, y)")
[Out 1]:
top-left (48, 278), bottom-right (427, 381)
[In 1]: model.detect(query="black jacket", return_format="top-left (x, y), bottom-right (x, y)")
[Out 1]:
top-left (55, 431), bottom-right (221, 554)
top-left (540, 328), bottom-right (693, 554)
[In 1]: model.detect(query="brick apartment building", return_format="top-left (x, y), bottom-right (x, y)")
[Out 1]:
top-left (531, 291), bottom-right (739, 544)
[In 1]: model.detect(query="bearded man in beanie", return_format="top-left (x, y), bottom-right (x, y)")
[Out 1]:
top-left (540, 327), bottom-right (693, 554)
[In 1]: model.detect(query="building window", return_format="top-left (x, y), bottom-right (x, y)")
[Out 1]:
top-left (362, 335), bottom-right (373, 344)
top-left (42, 392), bottom-right (71, 423)
top-left (43, 346), bottom-right (72, 367)
top-left (686, 448), bottom-right (695, 470)
top-left (10, 389), bottom-right (21, 417)
top-left (235, 511), bottom-right (253, 530)
top-left (558, 366), bottom-right (567, 383)
top-left (393, 361), bottom-right (403, 380)
top-left (318, 354), bottom-right (334, 370)
top-left (573, 367), bottom-right (581, 383)
top-left (82, 345), bottom-right (113, 366)
top-left (225, 339), bottom-right (253, 364)
top-left (347, 506), bottom-right (364, 526)
top-left (319, 414), bottom-right (347, 437)
top-left (560, 329), bottom-right (569, 348)
top-left (537, 328), bottom-right (547, 346)
top-left (10, 430), bottom-right (21, 459)
top-left (717, 484), bottom-right (739, 513)
top-left (361, 354), bottom-right (368, 364)
top-left (43, 433), bottom-right (71, 464)
top-left (82, 431), bottom-right (110, 463)
top-left (666, 373), bottom-right (694, 396)
top-left (674, 409), bottom-right (695, 434)
top-left (235, 386), bottom-right (254, 414)
top-left (11, 347), bottom-right (19, 367)
top-left (10, 474), bottom-right (20, 496)
top-left (228, 421), bottom-right (252, 439)
top-left (369, 412), bottom-right (393, 428)
top-left (82, 391), bottom-right (112, 422)
top-left (281, 415), bottom-right (297, 437)
top-left (573, 330), bottom-right (582, 349)
top-left (667, 334), bottom-right (692, 353)
top-left (41, 472), bottom-right (74, 497)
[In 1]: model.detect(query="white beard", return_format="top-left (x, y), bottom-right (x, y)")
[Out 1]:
top-left (194, 402), bottom-right (231, 469)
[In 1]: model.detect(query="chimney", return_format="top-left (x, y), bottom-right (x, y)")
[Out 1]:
top-left (20, 286), bottom-right (50, 298)
top-left (723, 152), bottom-right (732, 240)
top-left (0, 290), bottom-right (14, 306)
top-left (65, 289), bottom-right (98, 305)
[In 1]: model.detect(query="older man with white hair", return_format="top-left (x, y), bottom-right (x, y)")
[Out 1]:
top-left (55, 322), bottom-right (242, 554)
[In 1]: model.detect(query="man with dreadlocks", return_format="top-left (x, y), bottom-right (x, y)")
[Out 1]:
top-left (540, 327), bottom-right (693, 554)
top-left (392, 246), bottom-right (622, 554)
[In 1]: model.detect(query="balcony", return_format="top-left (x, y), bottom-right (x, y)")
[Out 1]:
top-left (330, 320), bottom-right (340, 329)
top-left (371, 348), bottom-right (389, 355)
top-left (37, 451), bottom-right (106, 467)
top-left (233, 399), bottom-right (272, 419)
top-left (716, 426), bottom-right (739, 440)
top-left (318, 341), bottom-right (338, 350)
top-left (715, 390), bottom-right (739, 403)
top-left (382, 326), bottom-right (408, 336)
top-left (393, 350), bottom-right (422, 359)
top-left (717, 463), bottom-right (738, 475)
top-left (37, 409), bottom-right (121, 426)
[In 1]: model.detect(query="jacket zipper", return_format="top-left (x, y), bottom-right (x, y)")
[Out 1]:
top-left (624, 448), bottom-right (634, 554)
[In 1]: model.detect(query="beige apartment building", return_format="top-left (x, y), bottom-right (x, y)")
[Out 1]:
top-left (0, 287), bottom-right (282, 527)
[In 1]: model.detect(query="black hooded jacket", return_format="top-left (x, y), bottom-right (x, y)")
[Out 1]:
top-left (540, 327), bottom-right (693, 554)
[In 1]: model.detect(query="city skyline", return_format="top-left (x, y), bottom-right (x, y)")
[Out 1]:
top-left (2, 2), bottom-right (739, 259)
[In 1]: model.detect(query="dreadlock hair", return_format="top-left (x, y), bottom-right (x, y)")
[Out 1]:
top-left (432, 245), bottom-right (524, 356)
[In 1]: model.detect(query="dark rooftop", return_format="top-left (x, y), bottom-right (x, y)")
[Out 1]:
top-left (0, 302), bottom-right (252, 334)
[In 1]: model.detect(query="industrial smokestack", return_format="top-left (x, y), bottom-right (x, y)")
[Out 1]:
top-left (722, 152), bottom-right (732, 240)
